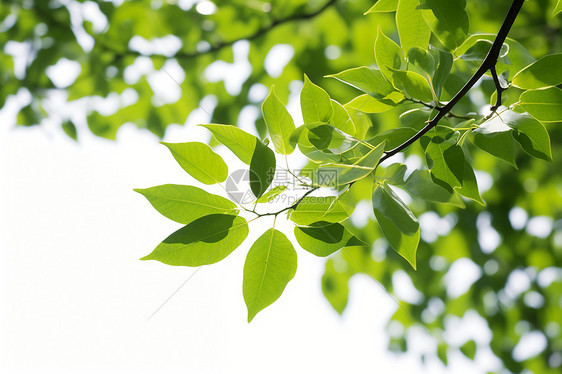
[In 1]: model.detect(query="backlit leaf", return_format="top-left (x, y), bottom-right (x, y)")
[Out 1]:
top-left (301, 74), bottom-right (333, 124)
top-left (375, 27), bottom-right (404, 83)
top-left (327, 66), bottom-right (395, 98)
top-left (372, 182), bottom-right (420, 269)
top-left (141, 214), bottom-right (248, 266)
top-left (456, 159), bottom-right (485, 205)
top-left (424, 136), bottom-right (465, 190)
top-left (512, 53), bottom-right (562, 89)
top-left (322, 259), bottom-right (350, 314)
top-left (418, 0), bottom-right (469, 50)
top-left (391, 68), bottom-right (434, 102)
top-left (472, 111), bottom-right (520, 167)
top-left (250, 139), bottom-right (276, 198)
top-left (135, 184), bottom-right (238, 224)
top-left (316, 141), bottom-right (386, 186)
top-left (518, 87), bottom-right (562, 122)
top-left (365, 0), bottom-right (399, 13)
top-left (243, 229), bottom-right (297, 322)
top-left (262, 85), bottom-right (296, 155)
top-left (162, 142), bottom-right (228, 184)
top-left (330, 99), bottom-right (356, 136)
top-left (345, 94), bottom-right (399, 113)
top-left (396, 0), bottom-right (431, 54)
top-left (500, 110), bottom-right (552, 161)
top-left (201, 124), bottom-right (256, 164)
top-left (289, 195), bottom-right (352, 225)
top-left (294, 221), bottom-right (367, 257)
top-left (554, 0), bottom-right (562, 16)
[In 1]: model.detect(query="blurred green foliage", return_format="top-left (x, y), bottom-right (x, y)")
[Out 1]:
top-left (1, 0), bottom-right (561, 373)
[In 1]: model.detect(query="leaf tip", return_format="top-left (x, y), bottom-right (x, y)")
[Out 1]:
top-left (247, 310), bottom-right (257, 323)
top-left (409, 260), bottom-right (417, 271)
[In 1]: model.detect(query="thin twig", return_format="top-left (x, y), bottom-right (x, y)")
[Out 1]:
top-left (100, 0), bottom-right (338, 60)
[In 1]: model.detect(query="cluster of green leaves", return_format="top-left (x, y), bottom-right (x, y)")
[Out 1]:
top-left (4, 0), bottom-right (562, 372)
top-left (1, 0), bottom-right (390, 139)
top-left (136, 0), bottom-right (562, 328)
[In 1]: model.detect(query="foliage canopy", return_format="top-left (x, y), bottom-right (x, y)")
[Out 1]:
top-left (2, 0), bottom-right (562, 373)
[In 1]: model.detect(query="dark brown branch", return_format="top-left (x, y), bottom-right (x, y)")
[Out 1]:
top-left (489, 67), bottom-right (506, 112)
top-left (378, 0), bottom-right (526, 165)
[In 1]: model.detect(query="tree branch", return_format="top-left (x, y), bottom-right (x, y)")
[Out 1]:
top-left (105, 0), bottom-right (338, 60)
top-left (378, 0), bottom-right (525, 165)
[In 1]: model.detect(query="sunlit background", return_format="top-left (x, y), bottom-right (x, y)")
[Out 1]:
top-left (1, 0), bottom-right (561, 373)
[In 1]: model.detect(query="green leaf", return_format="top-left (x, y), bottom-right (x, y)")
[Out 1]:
top-left (518, 87), bottom-right (562, 122)
top-left (456, 159), bottom-right (485, 205)
top-left (162, 142), bottom-right (228, 185)
top-left (460, 39), bottom-right (509, 63)
top-left (322, 259), bottom-right (349, 314)
top-left (396, 0), bottom-right (431, 54)
top-left (306, 123), bottom-right (356, 154)
top-left (369, 127), bottom-right (419, 150)
top-left (554, 0), bottom-right (562, 16)
top-left (500, 110), bottom-right (552, 161)
top-left (345, 94), bottom-right (399, 113)
top-left (262, 85), bottom-right (296, 155)
top-left (418, 0), bottom-right (469, 50)
top-left (472, 113), bottom-right (518, 167)
top-left (301, 74), bottom-right (333, 124)
top-left (455, 33), bottom-right (535, 74)
top-left (372, 182), bottom-right (419, 235)
top-left (294, 221), bottom-right (367, 257)
top-left (365, 0), bottom-right (399, 13)
top-left (250, 139), bottom-right (276, 198)
top-left (330, 99), bottom-right (356, 136)
top-left (375, 27), bottom-right (404, 83)
top-left (431, 49), bottom-right (453, 99)
top-left (327, 66), bottom-right (395, 98)
top-left (376, 163), bottom-right (408, 185)
top-left (243, 228), bottom-right (297, 322)
top-left (141, 214), bottom-right (248, 266)
top-left (316, 141), bottom-right (386, 186)
top-left (512, 53), bottom-right (562, 89)
top-left (400, 108), bottom-right (433, 130)
top-left (404, 169), bottom-right (455, 204)
top-left (424, 136), bottom-right (465, 190)
top-left (135, 184), bottom-right (238, 224)
top-left (407, 47), bottom-right (436, 76)
top-left (289, 196), bottom-right (352, 225)
top-left (390, 68), bottom-right (434, 102)
top-left (437, 344), bottom-right (448, 365)
top-left (200, 124), bottom-right (256, 164)
top-left (256, 185), bottom-right (288, 203)
top-left (372, 183), bottom-right (420, 269)
top-left (295, 126), bottom-right (342, 163)
top-left (460, 340), bottom-right (477, 360)
top-left (62, 121), bottom-right (78, 141)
